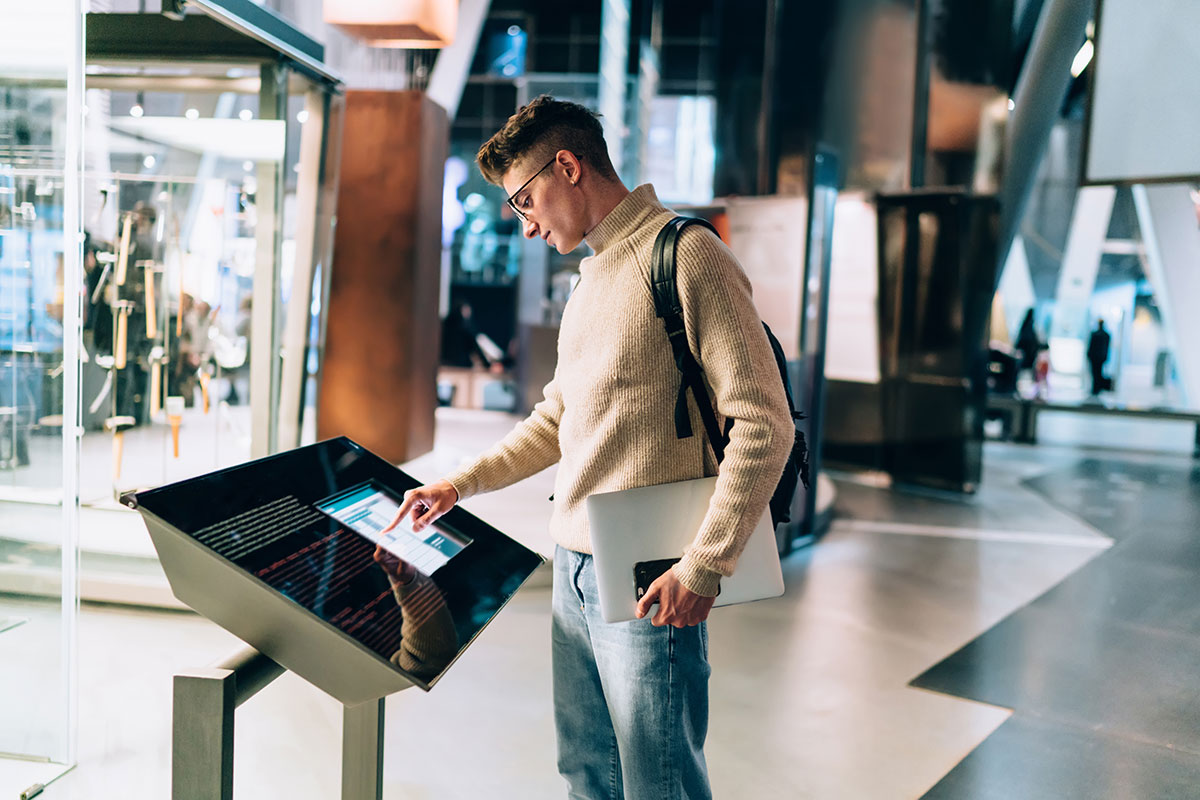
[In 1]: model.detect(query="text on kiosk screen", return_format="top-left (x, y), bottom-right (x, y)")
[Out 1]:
top-left (316, 481), bottom-right (471, 575)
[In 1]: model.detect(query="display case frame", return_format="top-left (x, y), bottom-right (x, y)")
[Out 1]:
top-left (1, 5), bottom-right (343, 791)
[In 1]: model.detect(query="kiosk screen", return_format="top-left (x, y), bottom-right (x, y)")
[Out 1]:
top-left (131, 438), bottom-right (543, 690)
top-left (316, 481), bottom-right (471, 575)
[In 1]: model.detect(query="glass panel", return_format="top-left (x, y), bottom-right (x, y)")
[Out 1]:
top-left (642, 96), bottom-right (716, 206)
top-left (74, 63), bottom-right (298, 507)
top-left (0, 0), bottom-right (83, 786)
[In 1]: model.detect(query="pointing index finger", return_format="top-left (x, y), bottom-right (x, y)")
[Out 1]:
top-left (382, 492), bottom-right (418, 534)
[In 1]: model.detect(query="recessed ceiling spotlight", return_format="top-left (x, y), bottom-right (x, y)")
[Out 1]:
top-left (239, 109), bottom-right (253, 121)
top-left (185, 108), bottom-right (200, 120)
top-left (130, 104), bottom-right (144, 118)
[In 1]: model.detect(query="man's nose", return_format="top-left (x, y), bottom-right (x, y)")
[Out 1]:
top-left (522, 218), bottom-right (539, 239)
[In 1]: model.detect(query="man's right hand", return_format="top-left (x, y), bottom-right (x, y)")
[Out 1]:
top-left (383, 480), bottom-right (459, 534)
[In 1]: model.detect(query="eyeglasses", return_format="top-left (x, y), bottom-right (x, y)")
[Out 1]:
top-left (505, 157), bottom-right (556, 223)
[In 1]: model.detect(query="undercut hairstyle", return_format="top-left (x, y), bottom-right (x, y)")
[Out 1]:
top-left (476, 95), bottom-right (618, 186)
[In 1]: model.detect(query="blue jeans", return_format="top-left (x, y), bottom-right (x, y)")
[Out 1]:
top-left (551, 545), bottom-right (712, 800)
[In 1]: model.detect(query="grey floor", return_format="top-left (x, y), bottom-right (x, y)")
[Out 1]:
top-left (917, 455), bottom-right (1200, 799)
top-left (3, 410), bottom-right (1192, 799)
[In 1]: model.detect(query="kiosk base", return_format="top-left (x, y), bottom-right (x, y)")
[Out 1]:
top-left (172, 646), bottom-right (389, 800)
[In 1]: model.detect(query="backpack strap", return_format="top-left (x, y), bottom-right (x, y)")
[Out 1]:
top-left (651, 217), bottom-right (729, 463)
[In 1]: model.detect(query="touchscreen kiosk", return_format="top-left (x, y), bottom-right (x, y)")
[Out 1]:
top-left (126, 437), bottom-right (544, 706)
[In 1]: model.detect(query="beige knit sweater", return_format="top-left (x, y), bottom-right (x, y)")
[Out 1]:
top-left (444, 184), bottom-right (793, 597)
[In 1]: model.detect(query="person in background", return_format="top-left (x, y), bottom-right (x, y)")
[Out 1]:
top-left (1015, 309), bottom-right (1041, 374)
top-left (1015, 308), bottom-right (1048, 399)
top-left (440, 301), bottom-right (501, 373)
top-left (1087, 320), bottom-right (1112, 396)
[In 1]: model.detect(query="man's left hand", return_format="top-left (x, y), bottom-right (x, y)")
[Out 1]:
top-left (635, 568), bottom-right (715, 628)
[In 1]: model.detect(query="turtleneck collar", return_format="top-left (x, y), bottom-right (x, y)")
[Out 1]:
top-left (584, 184), bottom-right (664, 256)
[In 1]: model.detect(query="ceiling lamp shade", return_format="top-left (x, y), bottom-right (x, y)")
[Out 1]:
top-left (324, 0), bottom-right (457, 49)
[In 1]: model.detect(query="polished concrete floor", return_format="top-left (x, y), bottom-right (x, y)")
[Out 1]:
top-left (3, 411), bottom-right (1196, 798)
top-left (916, 456), bottom-right (1200, 800)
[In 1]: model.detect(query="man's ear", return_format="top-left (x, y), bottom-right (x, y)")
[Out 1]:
top-left (557, 149), bottom-right (583, 186)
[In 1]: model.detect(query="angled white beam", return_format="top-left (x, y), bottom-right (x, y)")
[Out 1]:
top-left (426, 0), bottom-right (492, 120)
top-left (1132, 184), bottom-right (1200, 407)
top-left (1050, 185), bottom-right (1116, 340)
top-left (997, 234), bottom-right (1037, 341)
top-left (998, 0), bottom-right (1092, 272)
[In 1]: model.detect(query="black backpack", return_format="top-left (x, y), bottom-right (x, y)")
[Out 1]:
top-left (650, 216), bottom-right (810, 527)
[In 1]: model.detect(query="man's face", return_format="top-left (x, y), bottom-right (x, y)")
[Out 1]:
top-left (501, 154), bottom-right (587, 254)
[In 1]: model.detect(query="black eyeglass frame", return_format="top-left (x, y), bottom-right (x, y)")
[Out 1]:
top-left (505, 157), bottom-right (557, 223)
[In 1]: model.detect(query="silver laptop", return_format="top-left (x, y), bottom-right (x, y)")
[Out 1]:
top-left (586, 477), bottom-right (785, 623)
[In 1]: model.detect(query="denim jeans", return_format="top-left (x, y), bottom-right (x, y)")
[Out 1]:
top-left (552, 545), bottom-right (712, 800)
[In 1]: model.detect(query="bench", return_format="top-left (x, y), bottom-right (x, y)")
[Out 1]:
top-left (987, 395), bottom-right (1200, 457)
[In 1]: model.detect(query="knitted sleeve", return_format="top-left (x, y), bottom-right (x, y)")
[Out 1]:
top-left (388, 572), bottom-right (460, 681)
top-left (668, 227), bottom-right (794, 597)
top-left (442, 375), bottom-right (563, 501)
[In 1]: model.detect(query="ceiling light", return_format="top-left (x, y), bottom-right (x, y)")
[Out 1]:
top-left (130, 104), bottom-right (144, 118)
top-left (239, 109), bottom-right (253, 121)
top-left (1071, 40), bottom-right (1094, 78)
top-left (296, 109), bottom-right (309, 124)
top-left (324, 0), bottom-right (457, 48)
top-left (185, 107), bottom-right (200, 120)
top-left (243, 161), bottom-right (254, 172)
top-left (143, 155), bottom-right (156, 169)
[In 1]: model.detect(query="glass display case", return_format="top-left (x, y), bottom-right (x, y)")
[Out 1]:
top-left (2, 6), bottom-right (342, 791)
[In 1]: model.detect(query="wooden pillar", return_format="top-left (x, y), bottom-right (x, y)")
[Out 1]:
top-left (318, 91), bottom-right (446, 464)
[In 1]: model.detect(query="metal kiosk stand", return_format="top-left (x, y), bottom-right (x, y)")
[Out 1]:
top-left (125, 437), bottom-right (545, 800)
top-left (172, 647), bottom-right (385, 800)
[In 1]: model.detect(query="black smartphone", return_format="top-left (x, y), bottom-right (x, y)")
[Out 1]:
top-left (633, 558), bottom-right (681, 600)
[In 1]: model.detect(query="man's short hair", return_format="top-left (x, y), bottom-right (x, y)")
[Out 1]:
top-left (476, 94), bottom-right (618, 186)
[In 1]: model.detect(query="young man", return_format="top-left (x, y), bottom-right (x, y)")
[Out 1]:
top-left (388, 95), bottom-right (792, 798)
